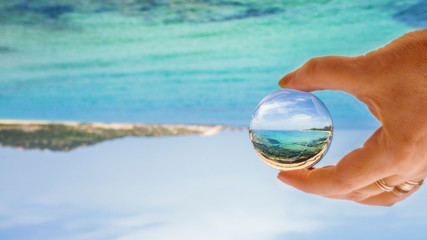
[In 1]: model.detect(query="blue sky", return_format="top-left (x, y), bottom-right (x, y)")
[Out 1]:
top-left (0, 130), bottom-right (426, 240)
top-left (250, 89), bottom-right (332, 130)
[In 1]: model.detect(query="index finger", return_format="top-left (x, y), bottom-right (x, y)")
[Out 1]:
top-left (279, 56), bottom-right (369, 96)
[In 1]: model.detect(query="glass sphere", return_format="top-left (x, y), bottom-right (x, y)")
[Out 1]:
top-left (249, 89), bottom-right (333, 170)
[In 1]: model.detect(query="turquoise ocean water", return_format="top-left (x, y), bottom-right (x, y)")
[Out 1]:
top-left (252, 130), bottom-right (330, 148)
top-left (0, 0), bottom-right (425, 128)
top-left (250, 129), bottom-right (331, 162)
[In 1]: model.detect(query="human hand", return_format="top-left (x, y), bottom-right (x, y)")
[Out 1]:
top-left (277, 30), bottom-right (427, 206)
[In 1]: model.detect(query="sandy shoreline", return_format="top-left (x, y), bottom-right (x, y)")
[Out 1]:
top-left (0, 119), bottom-right (247, 151)
top-left (0, 119), bottom-right (246, 133)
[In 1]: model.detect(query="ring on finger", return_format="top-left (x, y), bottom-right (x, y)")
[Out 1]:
top-left (406, 179), bottom-right (424, 186)
top-left (376, 178), bottom-right (394, 192)
top-left (395, 182), bottom-right (416, 192)
top-left (392, 186), bottom-right (410, 196)
top-left (376, 178), bottom-right (423, 196)
top-left (392, 179), bottom-right (424, 197)
top-left (392, 179), bottom-right (425, 196)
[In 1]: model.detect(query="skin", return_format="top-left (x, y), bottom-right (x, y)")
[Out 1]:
top-left (277, 29), bottom-right (427, 206)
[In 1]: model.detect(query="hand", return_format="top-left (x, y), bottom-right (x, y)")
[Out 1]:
top-left (277, 30), bottom-right (427, 206)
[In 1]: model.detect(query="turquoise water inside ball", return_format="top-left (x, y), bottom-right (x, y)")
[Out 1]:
top-left (249, 89), bottom-right (333, 170)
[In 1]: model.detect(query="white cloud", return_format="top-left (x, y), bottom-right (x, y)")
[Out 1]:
top-left (250, 93), bottom-right (332, 130)
top-left (289, 113), bottom-right (312, 121)
top-left (0, 131), bottom-right (424, 240)
top-left (0, 214), bottom-right (53, 229)
top-left (250, 100), bottom-right (294, 129)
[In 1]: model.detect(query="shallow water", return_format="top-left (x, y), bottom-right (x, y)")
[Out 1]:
top-left (250, 130), bottom-right (331, 167)
top-left (0, 0), bottom-right (424, 128)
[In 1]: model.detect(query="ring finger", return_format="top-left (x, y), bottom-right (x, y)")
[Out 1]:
top-left (325, 175), bottom-right (408, 202)
top-left (359, 185), bottom-right (421, 206)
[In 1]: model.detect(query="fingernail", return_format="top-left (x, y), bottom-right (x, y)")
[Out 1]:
top-left (278, 72), bottom-right (294, 88)
top-left (277, 171), bottom-right (288, 182)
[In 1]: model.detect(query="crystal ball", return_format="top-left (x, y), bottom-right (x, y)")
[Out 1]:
top-left (249, 89), bottom-right (333, 170)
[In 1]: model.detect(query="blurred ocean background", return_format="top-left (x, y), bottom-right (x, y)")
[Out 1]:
top-left (1, 0), bottom-right (425, 128)
top-left (1, 1), bottom-right (427, 240)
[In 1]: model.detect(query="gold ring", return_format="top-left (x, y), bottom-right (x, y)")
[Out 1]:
top-left (392, 186), bottom-right (410, 197)
top-left (376, 179), bottom-right (394, 192)
top-left (395, 182), bottom-right (415, 192)
top-left (406, 179), bottom-right (424, 186)
top-left (391, 179), bottom-right (424, 197)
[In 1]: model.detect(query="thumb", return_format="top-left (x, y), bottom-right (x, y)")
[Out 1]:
top-left (279, 56), bottom-right (369, 95)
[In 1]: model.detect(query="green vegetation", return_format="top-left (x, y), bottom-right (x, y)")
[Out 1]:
top-left (307, 125), bottom-right (333, 131)
top-left (0, 122), bottom-right (229, 151)
top-left (253, 141), bottom-right (325, 164)
top-left (250, 130), bottom-right (331, 165)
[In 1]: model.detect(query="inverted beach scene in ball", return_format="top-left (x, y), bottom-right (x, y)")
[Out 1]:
top-left (249, 89), bottom-right (333, 170)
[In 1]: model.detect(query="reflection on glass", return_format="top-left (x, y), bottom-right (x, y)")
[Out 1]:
top-left (249, 89), bottom-right (333, 170)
